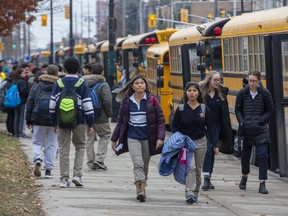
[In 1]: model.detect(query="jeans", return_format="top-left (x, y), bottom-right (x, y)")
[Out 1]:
top-left (127, 138), bottom-right (150, 184)
top-left (241, 142), bottom-right (269, 180)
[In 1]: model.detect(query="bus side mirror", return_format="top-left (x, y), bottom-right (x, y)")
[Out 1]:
top-left (157, 65), bottom-right (164, 76)
top-left (157, 77), bottom-right (164, 88)
top-left (132, 48), bottom-right (140, 57)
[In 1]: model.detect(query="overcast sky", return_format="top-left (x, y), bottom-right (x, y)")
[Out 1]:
top-left (30, 0), bottom-right (97, 50)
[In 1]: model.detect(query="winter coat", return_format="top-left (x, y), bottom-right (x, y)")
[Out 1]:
top-left (218, 85), bottom-right (233, 153)
top-left (82, 74), bottom-right (112, 123)
top-left (235, 85), bottom-right (274, 144)
top-left (26, 74), bottom-right (58, 126)
top-left (158, 131), bottom-right (197, 184)
top-left (14, 77), bottom-right (30, 104)
top-left (111, 93), bottom-right (165, 156)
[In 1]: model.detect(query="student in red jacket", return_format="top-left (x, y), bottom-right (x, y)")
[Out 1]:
top-left (111, 74), bottom-right (165, 202)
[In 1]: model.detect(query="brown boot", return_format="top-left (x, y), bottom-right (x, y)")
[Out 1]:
top-left (135, 181), bottom-right (145, 202)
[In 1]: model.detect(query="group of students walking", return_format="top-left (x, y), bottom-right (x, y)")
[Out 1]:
top-left (111, 69), bottom-right (273, 203)
top-left (1, 56), bottom-right (273, 204)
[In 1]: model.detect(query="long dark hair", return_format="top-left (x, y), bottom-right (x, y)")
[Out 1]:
top-left (183, 82), bottom-right (203, 103)
top-left (117, 74), bottom-right (150, 100)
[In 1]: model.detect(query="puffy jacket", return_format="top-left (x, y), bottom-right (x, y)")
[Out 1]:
top-left (26, 74), bottom-right (58, 126)
top-left (235, 85), bottom-right (273, 142)
top-left (158, 131), bottom-right (197, 184)
top-left (111, 93), bottom-right (165, 156)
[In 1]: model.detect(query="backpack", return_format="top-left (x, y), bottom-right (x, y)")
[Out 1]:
top-left (0, 80), bottom-right (13, 112)
top-left (90, 82), bottom-right (103, 120)
top-left (56, 78), bottom-right (84, 129)
top-left (32, 87), bottom-right (52, 125)
top-left (4, 84), bottom-right (22, 108)
top-left (178, 103), bottom-right (205, 117)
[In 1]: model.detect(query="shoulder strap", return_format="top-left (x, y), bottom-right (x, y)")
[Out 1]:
top-left (74, 78), bottom-right (84, 88)
top-left (92, 82), bottom-right (102, 91)
top-left (200, 103), bottom-right (205, 118)
top-left (57, 79), bottom-right (64, 88)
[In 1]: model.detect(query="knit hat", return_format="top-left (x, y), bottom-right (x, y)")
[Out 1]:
top-left (47, 64), bottom-right (59, 76)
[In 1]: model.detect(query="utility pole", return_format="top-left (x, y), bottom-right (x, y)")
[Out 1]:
top-left (139, 0), bottom-right (144, 34)
top-left (50, 0), bottom-right (54, 64)
top-left (88, 2), bottom-right (91, 44)
top-left (69, 0), bottom-right (74, 57)
top-left (122, 0), bottom-right (126, 36)
top-left (214, 0), bottom-right (219, 18)
top-left (107, 0), bottom-right (116, 87)
top-left (170, 0), bottom-right (174, 28)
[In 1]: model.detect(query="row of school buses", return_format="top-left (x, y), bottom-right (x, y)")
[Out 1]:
top-left (36, 7), bottom-right (288, 177)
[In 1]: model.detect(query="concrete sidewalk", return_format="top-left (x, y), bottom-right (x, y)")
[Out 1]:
top-left (3, 123), bottom-right (288, 216)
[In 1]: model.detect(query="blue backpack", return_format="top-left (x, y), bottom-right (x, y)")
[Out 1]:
top-left (4, 84), bottom-right (22, 108)
top-left (90, 82), bottom-right (103, 120)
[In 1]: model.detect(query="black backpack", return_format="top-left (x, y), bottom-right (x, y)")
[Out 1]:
top-left (56, 78), bottom-right (84, 129)
top-left (32, 87), bottom-right (52, 125)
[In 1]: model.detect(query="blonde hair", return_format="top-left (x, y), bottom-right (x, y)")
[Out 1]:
top-left (200, 70), bottom-right (224, 102)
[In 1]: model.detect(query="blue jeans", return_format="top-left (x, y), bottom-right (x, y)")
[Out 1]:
top-left (241, 142), bottom-right (269, 180)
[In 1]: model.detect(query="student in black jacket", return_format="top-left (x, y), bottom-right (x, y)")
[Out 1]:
top-left (235, 70), bottom-right (273, 194)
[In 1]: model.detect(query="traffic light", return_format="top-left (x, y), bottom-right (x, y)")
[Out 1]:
top-left (59, 42), bottom-right (64, 49)
top-left (220, 10), bottom-right (226, 18)
top-left (180, 9), bottom-right (188, 23)
top-left (148, 14), bottom-right (156, 28)
top-left (0, 42), bottom-right (4, 51)
top-left (64, 6), bottom-right (70, 19)
top-left (207, 13), bottom-right (213, 20)
top-left (41, 14), bottom-right (48, 27)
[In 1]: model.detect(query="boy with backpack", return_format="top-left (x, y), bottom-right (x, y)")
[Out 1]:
top-left (49, 57), bottom-right (94, 188)
top-left (26, 64), bottom-right (59, 178)
top-left (82, 63), bottom-right (112, 171)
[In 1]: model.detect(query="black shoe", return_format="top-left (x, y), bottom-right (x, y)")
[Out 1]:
top-left (94, 161), bottom-right (107, 170)
top-left (239, 176), bottom-right (248, 190)
top-left (209, 180), bottom-right (215, 189)
top-left (201, 176), bottom-right (210, 191)
top-left (259, 181), bottom-right (268, 194)
top-left (45, 170), bottom-right (53, 179)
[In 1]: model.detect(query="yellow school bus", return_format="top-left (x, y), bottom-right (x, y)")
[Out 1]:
top-left (85, 41), bottom-right (106, 64)
top-left (168, 18), bottom-right (230, 116)
top-left (146, 42), bottom-right (171, 126)
top-left (100, 38), bottom-right (128, 82)
top-left (221, 6), bottom-right (288, 175)
top-left (121, 28), bottom-right (177, 81)
top-left (41, 51), bottom-right (51, 64)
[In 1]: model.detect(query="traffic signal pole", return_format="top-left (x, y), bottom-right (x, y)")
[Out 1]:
top-left (69, 0), bottom-right (74, 57)
top-left (107, 0), bottom-right (116, 87)
top-left (50, 0), bottom-right (54, 64)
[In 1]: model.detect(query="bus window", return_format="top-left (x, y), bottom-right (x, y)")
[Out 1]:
top-left (140, 46), bottom-right (148, 69)
top-left (229, 38), bottom-right (234, 71)
top-left (254, 35), bottom-right (259, 71)
top-left (188, 48), bottom-right (198, 74)
top-left (234, 38), bottom-right (239, 72)
top-left (248, 36), bottom-right (254, 71)
top-left (224, 39), bottom-right (229, 72)
top-left (210, 39), bottom-right (222, 70)
top-left (260, 36), bottom-right (265, 73)
top-left (282, 41), bottom-right (288, 77)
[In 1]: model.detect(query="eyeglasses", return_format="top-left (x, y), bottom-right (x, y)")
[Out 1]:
top-left (249, 79), bottom-right (258, 83)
